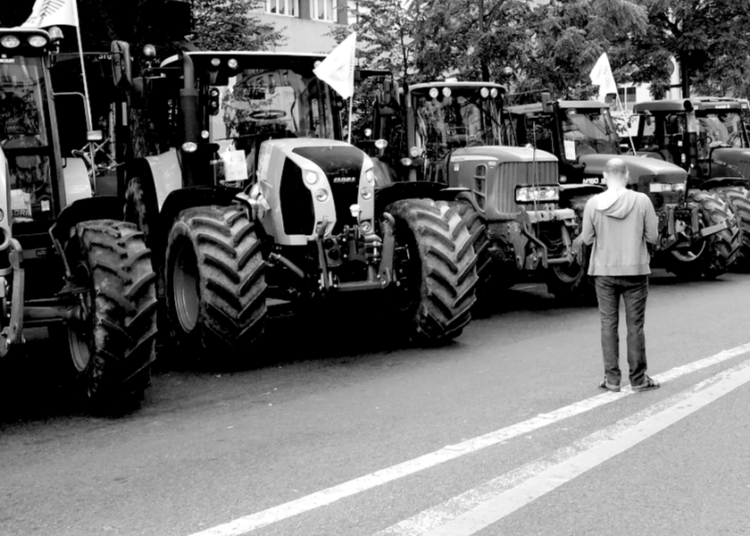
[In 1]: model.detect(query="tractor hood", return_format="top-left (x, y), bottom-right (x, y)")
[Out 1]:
top-left (578, 154), bottom-right (687, 185)
top-left (449, 145), bottom-right (558, 165)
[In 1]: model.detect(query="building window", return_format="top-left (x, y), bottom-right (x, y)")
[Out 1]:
top-left (266, 0), bottom-right (299, 16)
top-left (617, 87), bottom-right (637, 111)
top-left (311, 0), bottom-right (338, 21)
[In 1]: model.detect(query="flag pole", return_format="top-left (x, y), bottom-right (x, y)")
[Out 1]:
top-left (70, 0), bottom-right (97, 183)
top-left (347, 96), bottom-right (353, 144)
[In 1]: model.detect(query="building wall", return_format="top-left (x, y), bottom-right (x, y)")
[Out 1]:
top-left (255, 0), bottom-right (358, 54)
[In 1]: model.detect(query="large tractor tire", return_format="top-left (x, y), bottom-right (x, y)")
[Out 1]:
top-left (711, 186), bottom-right (750, 271)
top-left (123, 175), bottom-right (160, 261)
top-left (546, 193), bottom-right (596, 304)
top-left (387, 199), bottom-right (479, 343)
top-left (666, 190), bottom-right (740, 279)
top-left (64, 220), bottom-right (158, 412)
top-left (165, 205), bottom-right (267, 362)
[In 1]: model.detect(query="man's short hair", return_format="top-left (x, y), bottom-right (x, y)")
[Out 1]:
top-left (604, 158), bottom-right (629, 179)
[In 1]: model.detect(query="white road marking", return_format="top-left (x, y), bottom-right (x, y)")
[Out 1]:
top-left (377, 357), bottom-right (750, 536)
top-left (185, 342), bottom-right (750, 536)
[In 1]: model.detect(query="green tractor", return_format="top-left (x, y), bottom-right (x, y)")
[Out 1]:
top-left (362, 80), bottom-right (588, 303)
top-left (630, 97), bottom-right (750, 268)
top-left (112, 45), bottom-right (481, 358)
top-left (505, 97), bottom-right (740, 280)
top-left (0, 27), bottom-right (157, 411)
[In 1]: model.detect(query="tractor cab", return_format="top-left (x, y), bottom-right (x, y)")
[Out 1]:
top-left (137, 51), bottom-right (347, 193)
top-left (631, 98), bottom-right (750, 185)
top-left (404, 82), bottom-right (505, 183)
top-left (0, 29), bottom-right (63, 228)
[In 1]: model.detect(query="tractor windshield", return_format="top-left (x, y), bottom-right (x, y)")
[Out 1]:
top-left (698, 112), bottom-right (747, 148)
top-left (412, 86), bottom-right (502, 161)
top-left (211, 66), bottom-right (341, 153)
top-left (561, 108), bottom-right (619, 157)
top-left (0, 55), bottom-right (53, 222)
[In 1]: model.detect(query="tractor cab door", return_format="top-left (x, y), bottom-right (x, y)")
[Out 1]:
top-left (0, 55), bottom-right (58, 225)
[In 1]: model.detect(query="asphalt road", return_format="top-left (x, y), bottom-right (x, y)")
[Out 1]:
top-left (2, 269), bottom-right (750, 536)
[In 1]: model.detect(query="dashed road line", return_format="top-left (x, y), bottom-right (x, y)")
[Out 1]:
top-left (375, 356), bottom-right (750, 536)
top-left (185, 342), bottom-right (750, 536)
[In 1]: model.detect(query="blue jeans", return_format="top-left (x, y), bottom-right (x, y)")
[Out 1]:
top-left (594, 275), bottom-right (649, 386)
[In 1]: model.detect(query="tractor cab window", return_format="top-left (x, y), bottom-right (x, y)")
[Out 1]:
top-left (212, 67), bottom-right (338, 151)
top-left (561, 108), bottom-right (619, 157)
top-left (664, 113), bottom-right (687, 164)
top-left (0, 55), bottom-right (53, 222)
top-left (413, 87), bottom-right (501, 162)
top-left (698, 112), bottom-right (745, 150)
top-left (515, 113), bottom-right (554, 154)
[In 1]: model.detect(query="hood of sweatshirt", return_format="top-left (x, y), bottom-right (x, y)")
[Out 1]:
top-left (595, 187), bottom-right (637, 219)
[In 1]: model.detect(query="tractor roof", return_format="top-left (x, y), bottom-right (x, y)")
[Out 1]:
top-left (409, 81), bottom-right (507, 93)
top-left (505, 100), bottom-right (608, 115)
top-left (160, 51), bottom-right (327, 71)
top-left (632, 99), bottom-right (696, 113)
top-left (0, 28), bottom-right (55, 56)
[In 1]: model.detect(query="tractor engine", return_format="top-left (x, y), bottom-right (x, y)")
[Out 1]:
top-left (252, 138), bottom-right (383, 295)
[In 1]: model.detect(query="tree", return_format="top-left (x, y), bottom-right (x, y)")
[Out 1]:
top-left (628, 0), bottom-right (750, 98)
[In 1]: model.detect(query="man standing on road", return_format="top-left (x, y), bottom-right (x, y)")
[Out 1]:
top-left (574, 158), bottom-right (660, 392)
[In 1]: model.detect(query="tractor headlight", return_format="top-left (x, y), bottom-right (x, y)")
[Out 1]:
top-left (182, 142), bottom-right (198, 153)
top-left (1, 36), bottom-right (20, 48)
top-left (211, 58), bottom-right (220, 67)
top-left (304, 171), bottom-right (320, 185)
top-left (400, 157), bottom-right (413, 166)
top-left (516, 186), bottom-right (560, 203)
top-left (409, 146), bottom-right (421, 158)
top-left (490, 88), bottom-right (499, 98)
top-left (227, 58), bottom-right (238, 69)
top-left (480, 87), bottom-right (490, 98)
top-left (559, 174), bottom-right (567, 183)
top-left (315, 189), bottom-right (329, 202)
top-left (365, 168), bottom-right (375, 184)
top-left (28, 36), bottom-right (48, 48)
top-left (360, 187), bottom-right (373, 200)
top-left (374, 139), bottom-right (388, 150)
top-left (201, 130), bottom-right (209, 139)
top-left (649, 182), bottom-right (686, 193)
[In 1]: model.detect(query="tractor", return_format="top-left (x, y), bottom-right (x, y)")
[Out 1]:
top-left (0, 27), bottom-right (157, 411)
top-left (112, 45), bottom-right (481, 359)
top-left (362, 80), bottom-right (588, 303)
top-left (505, 96), bottom-right (740, 280)
top-left (630, 97), bottom-right (750, 268)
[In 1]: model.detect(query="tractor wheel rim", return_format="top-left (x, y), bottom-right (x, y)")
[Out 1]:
top-left (173, 240), bottom-right (200, 333)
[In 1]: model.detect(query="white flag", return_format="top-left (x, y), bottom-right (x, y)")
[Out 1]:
top-left (314, 32), bottom-right (357, 100)
top-left (589, 52), bottom-right (617, 95)
top-left (20, 0), bottom-right (79, 28)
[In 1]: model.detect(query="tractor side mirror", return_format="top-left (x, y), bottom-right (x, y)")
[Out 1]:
top-left (111, 40), bottom-right (133, 88)
top-left (87, 130), bottom-right (103, 142)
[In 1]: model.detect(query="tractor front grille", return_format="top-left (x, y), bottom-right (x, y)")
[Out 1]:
top-left (293, 146), bottom-right (365, 234)
top-left (494, 161), bottom-right (559, 214)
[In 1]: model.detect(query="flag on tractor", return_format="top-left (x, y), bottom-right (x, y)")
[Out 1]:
top-left (313, 32), bottom-right (357, 100)
top-left (21, 0), bottom-right (79, 28)
top-left (589, 52), bottom-right (617, 95)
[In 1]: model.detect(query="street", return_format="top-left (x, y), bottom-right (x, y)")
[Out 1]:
top-left (2, 269), bottom-right (750, 536)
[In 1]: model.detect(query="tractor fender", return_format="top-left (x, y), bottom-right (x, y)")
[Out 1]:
top-left (138, 149), bottom-right (182, 210)
top-left (370, 156), bottom-right (394, 187)
top-left (153, 186), bottom-right (242, 257)
top-left (374, 182), bottom-right (472, 215)
top-left (62, 156), bottom-right (92, 205)
top-left (49, 196), bottom-right (125, 248)
top-left (698, 177), bottom-right (748, 190)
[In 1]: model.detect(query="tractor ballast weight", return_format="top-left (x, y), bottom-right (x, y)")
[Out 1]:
top-left (0, 28), bottom-right (157, 412)
top-left (115, 46), bottom-right (480, 360)
top-left (631, 97), bottom-right (750, 269)
top-left (506, 98), bottom-right (740, 279)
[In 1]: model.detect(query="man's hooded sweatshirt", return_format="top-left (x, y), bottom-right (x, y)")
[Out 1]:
top-left (580, 186), bottom-right (658, 276)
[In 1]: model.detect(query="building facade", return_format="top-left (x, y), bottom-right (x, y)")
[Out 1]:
top-left (255, 0), bottom-right (359, 54)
